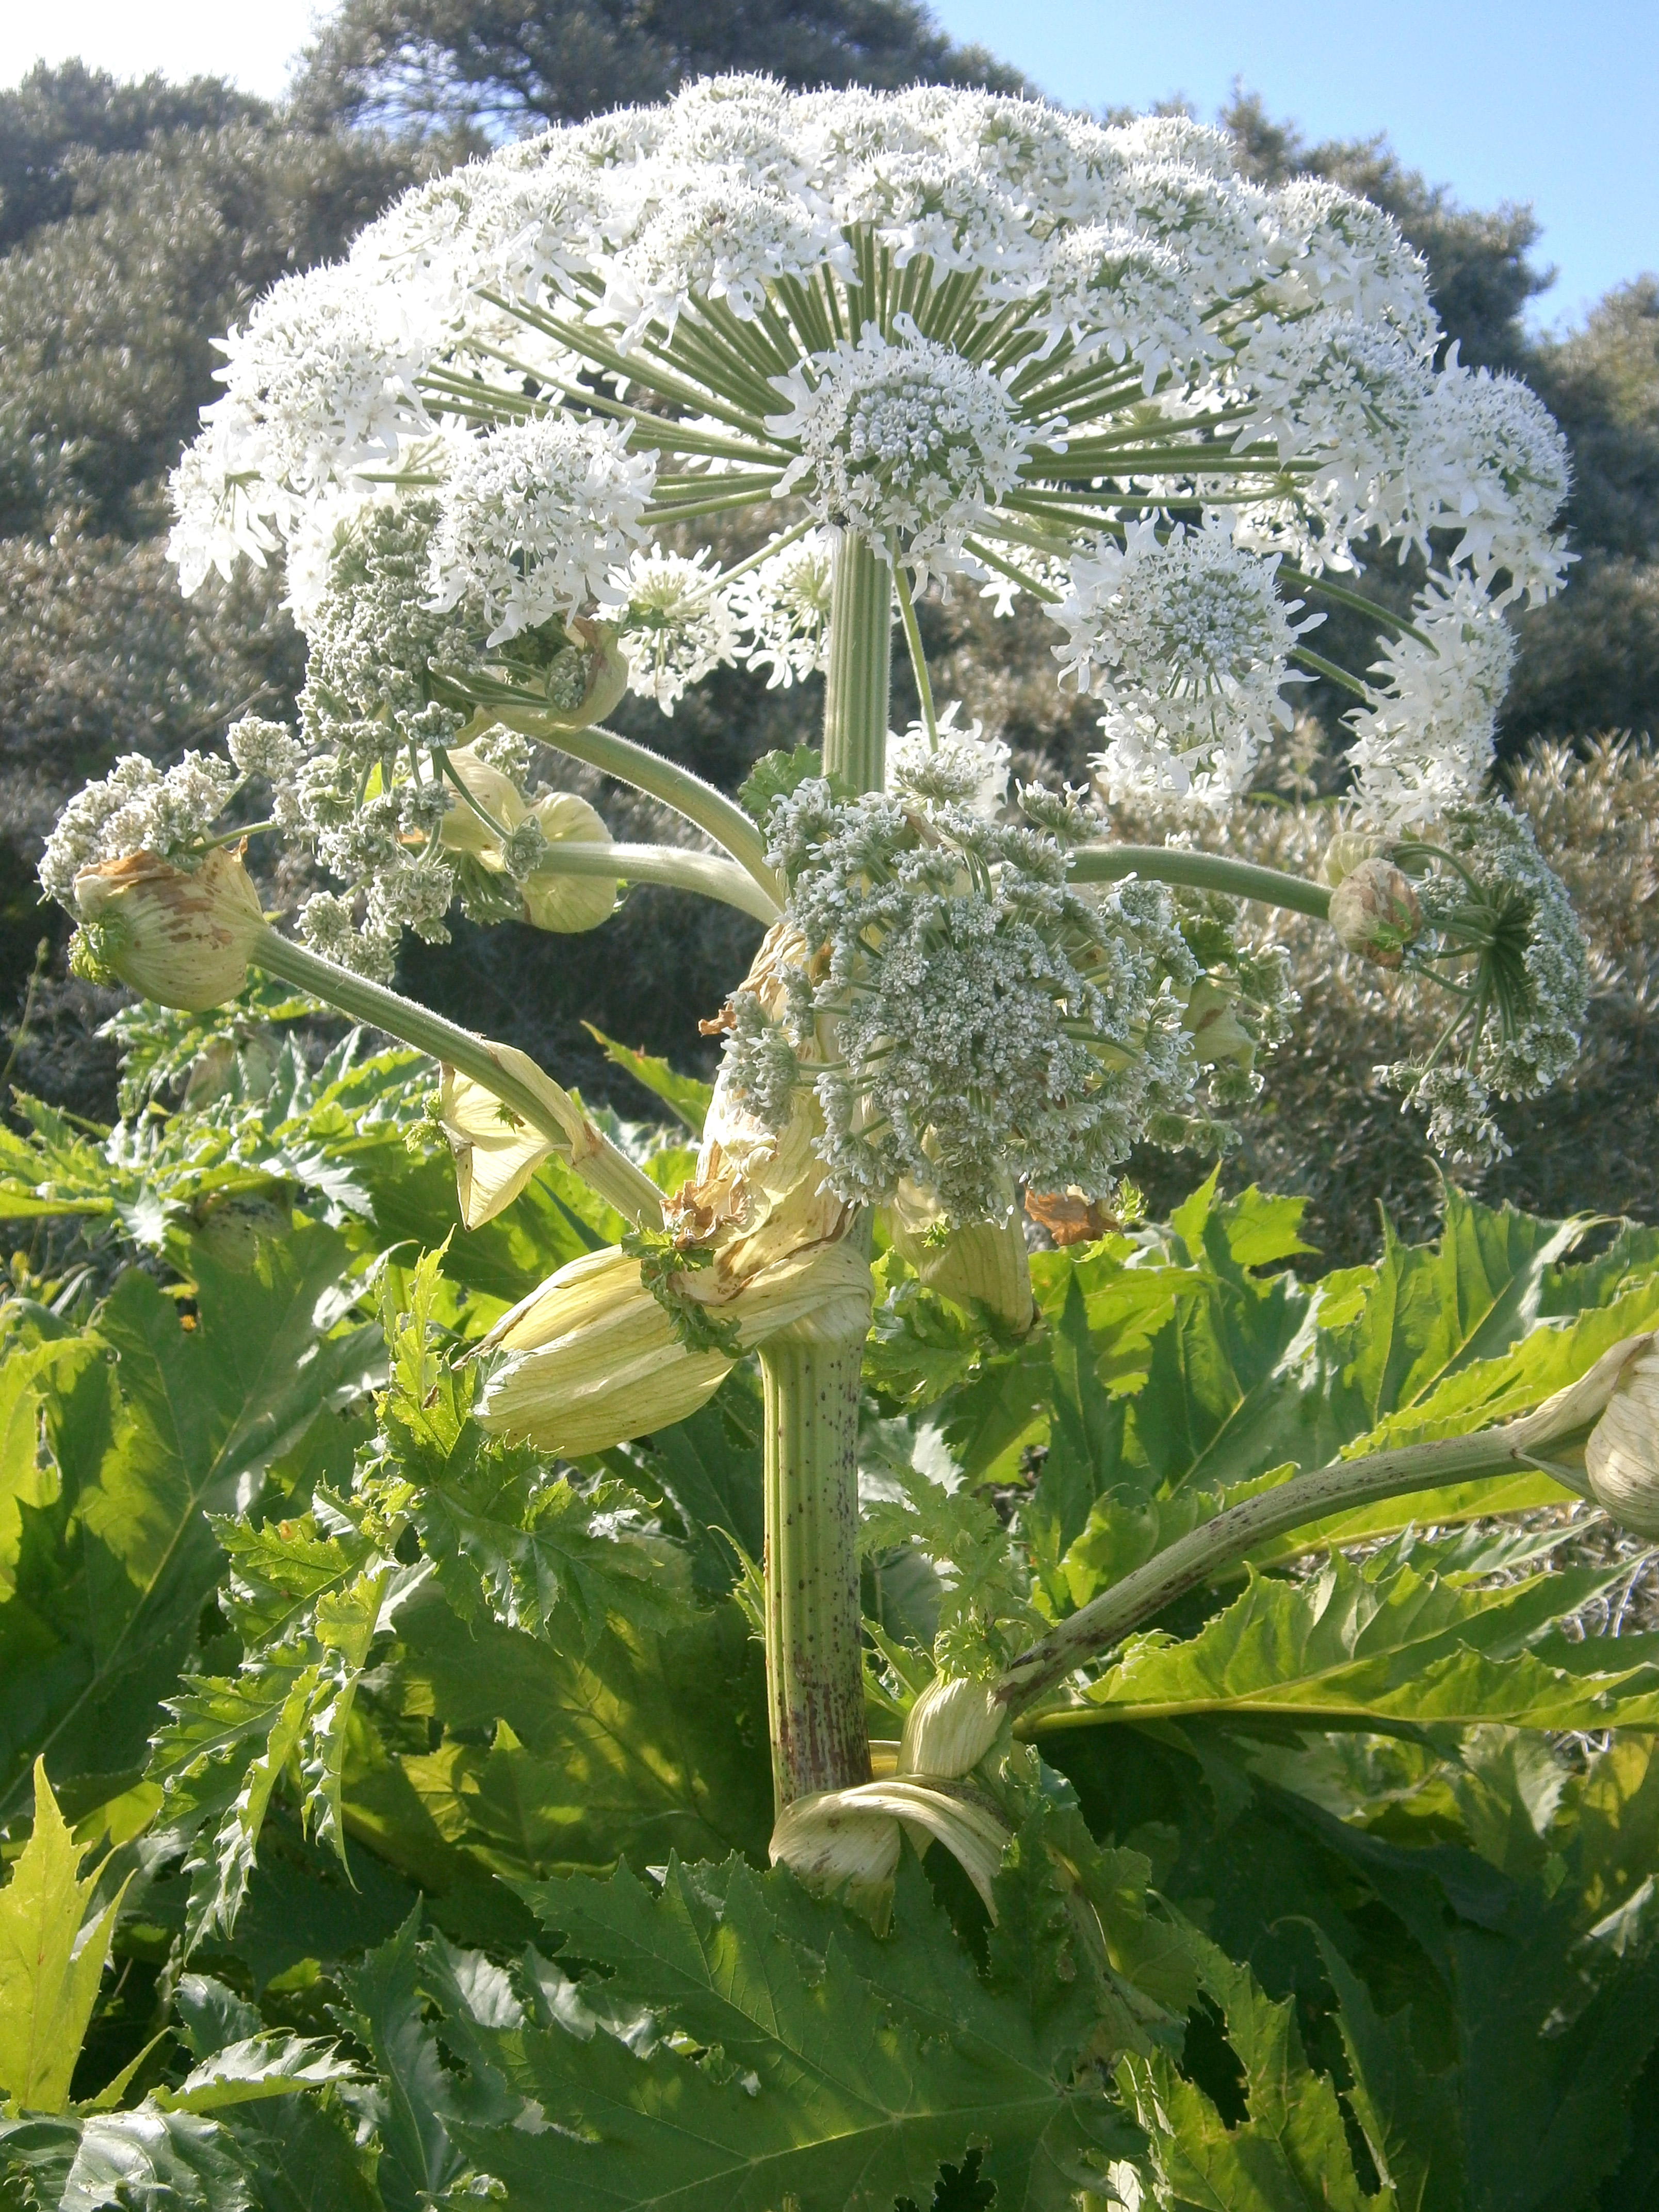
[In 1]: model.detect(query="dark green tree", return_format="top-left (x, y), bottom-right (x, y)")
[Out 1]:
top-left (294, 0), bottom-right (1028, 138)
top-left (0, 59), bottom-right (263, 251)
top-left (0, 74), bottom-right (419, 1111)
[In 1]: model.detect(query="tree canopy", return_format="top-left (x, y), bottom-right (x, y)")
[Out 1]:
top-left (292, 0), bottom-right (1029, 138)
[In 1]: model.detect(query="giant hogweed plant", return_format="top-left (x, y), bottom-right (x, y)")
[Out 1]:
top-left (13, 74), bottom-right (1659, 2208)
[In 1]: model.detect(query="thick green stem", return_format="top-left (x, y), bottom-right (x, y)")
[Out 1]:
top-left (822, 533), bottom-right (893, 791)
top-left (995, 1424), bottom-right (1551, 1716)
top-left (251, 924), bottom-right (665, 1229)
top-left (761, 1329), bottom-right (872, 1806)
top-left (750, 531), bottom-right (894, 1814)
top-left (1069, 843), bottom-right (1333, 922)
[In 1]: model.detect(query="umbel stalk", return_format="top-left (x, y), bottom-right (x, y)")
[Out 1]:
top-left (758, 534), bottom-right (893, 1806)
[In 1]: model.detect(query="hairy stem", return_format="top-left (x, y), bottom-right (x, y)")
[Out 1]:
top-left (251, 925), bottom-right (665, 1229)
top-left (761, 1329), bottom-right (872, 1805)
top-left (996, 1424), bottom-right (1551, 1715)
top-left (527, 841), bottom-right (782, 923)
top-left (822, 533), bottom-right (893, 791)
top-left (1069, 843), bottom-right (1333, 921)
top-left (430, 672), bottom-right (780, 901)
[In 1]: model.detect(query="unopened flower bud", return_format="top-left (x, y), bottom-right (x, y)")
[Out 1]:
top-left (437, 745), bottom-right (525, 860)
top-left (521, 792), bottom-right (620, 933)
top-left (441, 746), bottom-right (620, 934)
top-left (543, 618), bottom-right (630, 730)
top-left (1585, 1345), bottom-right (1659, 1537)
top-left (1182, 977), bottom-right (1255, 1066)
top-left (899, 1675), bottom-right (1004, 1782)
top-left (887, 1179), bottom-right (1035, 1332)
top-left (71, 848), bottom-right (265, 1012)
top-left (1320, 829), bottom-right (1387, 887)
top-left (476, 1239), bottom-right (872, 1457)
top-left (1328, 857), bottom-right (1422, 968)
top-left (770, 1779), bottom-right (1010, 1920)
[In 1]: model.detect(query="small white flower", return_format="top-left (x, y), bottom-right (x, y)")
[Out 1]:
top-left (1053, 520), bottom-right (1313, 803)
top-left (39, 754), bottom-right (238, 908)
top-left (226, 717), bottom-right (301, 783)
top-left (887, 704), bottom-right (1010, 820)
top-left (731, 778), bottom-right (1201, 1222)
top-left (1414, 358), bottom-right (1573, 603)
top-left (204, 261), bottom-right (434, 499)
top-left (1345, 572), bottom-right (1516, 831)
top-left (605, 175), bottom-right (843, 343)
top-left (1043, 225), bottom-right (1218, 390)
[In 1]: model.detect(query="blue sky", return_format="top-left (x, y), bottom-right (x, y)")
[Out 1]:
top-left (4, 2), bottom-right (1654, 329)
top-left (931, 2), bottom-right (1658, 329)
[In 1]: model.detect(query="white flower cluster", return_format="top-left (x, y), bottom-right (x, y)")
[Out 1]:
top-left (614, 548), bottom-right (740, 712)
top-left (1054, 522), bottom-right (1315, 801)
top-left (1382, 801), bottom-right (1588, 1163)
top-left (40, 754), bottom-right (238, 908)
top-left (115, 72), bottom-right (1576, 979)
top-left (770, 331), bottom-right (1037, 576)
top-left (427, 416), bottom-right (655, 644)
top-left (1345, 573), bottom-right (1517, 831)
top-left (728, 529), bottom-right (836, 688)
top-left (885, 704), bottom-right (1010, 820)
top-left (725, 775), bottom-right (1201, 1222)
top-left (278, 500), bottom-right (481, 972)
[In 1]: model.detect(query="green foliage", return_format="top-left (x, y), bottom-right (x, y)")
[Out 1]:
top-left (1067, 1535), bottom-right (1659, 1733)
top-left (367, 1245), bottom-right (697, 1645)
top-left (367, 1854), bottom-right (1140, 2211)
top-left (0, 1218), bottom-right (380, 1827)
top-left (0, 1763), bottom-right (122, 2112)
top-left (738, 742), bottom-right (835, 822)
top-left (3, 1075), bottom-right (1659, 2203)
top-left (1122, 1924), bottom-right (1389, 2212)
top-left (582, 1023), bottom-right (713, 1132)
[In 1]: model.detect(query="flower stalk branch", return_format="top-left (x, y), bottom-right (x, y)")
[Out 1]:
top-left (753, 531), bottom-right (895, 1807)
top-left (761, 1329), bottom-right (873, 1806)
top-left (1068, 845), bottom-right (1335, 921)
top-left (250, 924), bottom-right (665, 1229)
top-left (519, 840), bottom-right (782, 923)
top-left (994, 1396), bottom-right (1618, 1718)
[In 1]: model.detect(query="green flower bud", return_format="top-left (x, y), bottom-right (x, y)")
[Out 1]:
top-left (886, 1179), bottom-right (1035, 1332)
top-left (475, 1239), bottom-right (872, 1457)
top-left (1320, 829), bottom-right (1387, 887)
top-left (520, 792), bottom-right (620, 933)
top-left (769, 1779), bottom-right (1011, 1923)
top-left (545, 617), bottom-right (630, 730)
top-left (71, 848), bottom-right (265, 1013)
top-left (1182, 977), bottom-right (1255, 1066)
top-left (437, 745), bottom-right (524, 860)
top-left (1585, 1344), bottom-right (1659, 1537)
top-left (1328, 856), bottom-right (1423, 968)
top-left (898, 1675), bottom-right (1004, 1782)
top-left (440, 744), bottom-right (619, 933)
